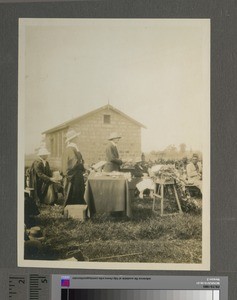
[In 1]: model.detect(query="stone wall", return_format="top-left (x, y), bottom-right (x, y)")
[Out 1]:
top-left (46, 107), bottom-right (142, 169)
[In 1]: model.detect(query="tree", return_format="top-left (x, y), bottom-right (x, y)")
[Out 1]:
top-left (179, 143), bottom-right (187, 156)
top-left (164, 144), bottom-right (178, 160)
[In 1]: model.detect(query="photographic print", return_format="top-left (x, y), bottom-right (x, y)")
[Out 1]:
top-left (18, 18), bottom-right (210, 270)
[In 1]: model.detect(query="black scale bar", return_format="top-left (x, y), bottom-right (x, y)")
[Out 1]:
top-left (30, 274), bottom-right (39, 300)
top-left (29, 274), bottom-right (50, 300)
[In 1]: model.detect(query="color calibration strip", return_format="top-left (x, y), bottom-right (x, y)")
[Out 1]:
top-left (61, 289), bottom-right (219, 300)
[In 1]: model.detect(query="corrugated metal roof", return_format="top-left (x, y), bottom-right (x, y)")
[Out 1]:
top-left (42, 104), bottom-right (146, 134)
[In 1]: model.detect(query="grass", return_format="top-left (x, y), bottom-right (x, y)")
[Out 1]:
top-left (29, 194), bottom-right (202, 264)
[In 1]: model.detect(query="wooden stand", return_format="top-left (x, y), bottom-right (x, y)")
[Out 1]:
top-left (152, 179), bottom-right (183, 216)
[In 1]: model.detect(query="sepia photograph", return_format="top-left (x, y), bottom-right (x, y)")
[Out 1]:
top-left (18, 18), bottom-right (210, 270)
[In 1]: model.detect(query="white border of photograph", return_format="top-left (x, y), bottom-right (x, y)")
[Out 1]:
top-left (18, 18), bottom-right (210, 270)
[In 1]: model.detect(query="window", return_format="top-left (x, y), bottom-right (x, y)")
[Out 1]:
top-left (103, 114), bottom-right (111, 124)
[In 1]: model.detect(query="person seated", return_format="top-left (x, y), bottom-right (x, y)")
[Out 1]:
top-left (186, 153), bottom-right (202, 194)
top-left (132, 158), bottom-right (148, 178)
top-left (24, 189), bottom-right (40, 228)
top-left (24, 226), bottom-right (44, 260)
top-left (174, 158), bottom-right (188, 183)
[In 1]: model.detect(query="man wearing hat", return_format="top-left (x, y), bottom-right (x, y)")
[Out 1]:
top-left (186, 153), bottom-right (202, 193)
top-left (24, 226), bottom-right (44, 259)
top-left (61, 128), bottom-right (86, 206)
top-left (103, 132), bottom-right (123, 172)
top-left (133, 157), bottom-right (149, 178)
top-left (29, 147), bottom-right (58, 205)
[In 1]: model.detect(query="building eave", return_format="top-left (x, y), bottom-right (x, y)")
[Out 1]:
top-left (42, 104), bottom-right (146, 134)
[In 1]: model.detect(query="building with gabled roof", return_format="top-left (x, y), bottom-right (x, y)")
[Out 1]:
top-left (43, 104), bottom-right (146, 168)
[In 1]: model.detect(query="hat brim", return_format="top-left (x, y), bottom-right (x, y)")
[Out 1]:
top-left (108, 136), bottom-right (121, 140)
top-left (29, 236), bottom-right (45, 242)
top-left (38, 151), bottom-right (51, 156)
top-left (65, 132), bottom-right (81, 143)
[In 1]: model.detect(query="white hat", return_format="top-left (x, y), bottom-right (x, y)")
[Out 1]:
top-left (37, 147), bottom-right (50, 156)
top-left (134, 157), bottom-right (142, 163)
top-left (65, 128), bottom-right (81, 143)
top-left (108, 132), bottom-right (121, 140)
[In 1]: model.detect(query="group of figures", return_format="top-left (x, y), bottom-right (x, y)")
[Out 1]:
top-left (24, 129), bottom-right (124, 258)
top-left (24, 130), bottom-right (202, 260)
top-left (27, 129), bottom-right (125, 207)
top-left (134, 154), bottom-right (203, 200)
top-left (27, 127), bottom-right (203, 208)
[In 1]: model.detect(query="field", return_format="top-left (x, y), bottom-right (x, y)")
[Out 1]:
top-left (28, 193), bottom-right (202, 264)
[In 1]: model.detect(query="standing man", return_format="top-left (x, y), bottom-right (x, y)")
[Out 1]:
top-left (103, 132), bottom-right (123, 172)
top-left (62, 128), bottom-right (86, 206)
top-left (186, 153), bottom-right (202, 194)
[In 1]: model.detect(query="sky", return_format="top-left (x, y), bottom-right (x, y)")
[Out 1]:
top-left (20, 19), bottom-right (210, 154)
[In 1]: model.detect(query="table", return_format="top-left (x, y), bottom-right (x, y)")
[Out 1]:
top-left (84, 173), bottom-right (131, 217)
top-left (153, 178), bottom-right (183, 216)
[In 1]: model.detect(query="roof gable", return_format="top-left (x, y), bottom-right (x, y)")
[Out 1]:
top-left (43, 104), bottom-right (146, 134)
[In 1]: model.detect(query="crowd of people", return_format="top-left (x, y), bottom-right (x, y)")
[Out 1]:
top-left (24, 129), bottom-right (203, 258)
top-left (26, 128), bottom-right (203, 203)
top-left (26, 130), bottom-right (128, 209)
top-left (24, 128), bottom-right (203, 223)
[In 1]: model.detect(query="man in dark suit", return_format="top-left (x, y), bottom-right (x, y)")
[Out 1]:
top-left (103, 132), bottom-right (123, 172)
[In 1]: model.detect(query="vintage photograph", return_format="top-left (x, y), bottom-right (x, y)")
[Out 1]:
top-left (18, 18), bottom-right (210, 270)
